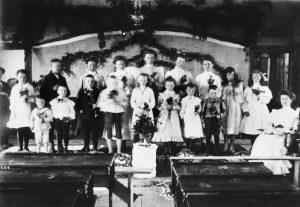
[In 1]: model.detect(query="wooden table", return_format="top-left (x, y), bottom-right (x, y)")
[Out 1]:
top-left (185, 193), bottom-right (300, 207)
top-left (176, 176), bottom-right (298, 207)
top-left (0, 153), bottom-right (115, 207)
top-left (0, 168), bottom-right (95, 207)
top-left (171, 162), bottom-right (273, 194)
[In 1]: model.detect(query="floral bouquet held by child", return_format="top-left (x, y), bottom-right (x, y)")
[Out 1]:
top-left (166, 97), bottom-right (173, 119)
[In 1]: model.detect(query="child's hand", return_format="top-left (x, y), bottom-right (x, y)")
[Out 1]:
top-left (244, 111), bottom-right (250, 117)
top-left (30, 126), bottom-right (34, 131)
top-left (202, 122), bottom-right (205, 128)
top-left (173, 105), bottom-right (180, 110)
top-left (166, 105), bottom-right (173, 110)
top-left (216, 115), bottom-right (221, 119)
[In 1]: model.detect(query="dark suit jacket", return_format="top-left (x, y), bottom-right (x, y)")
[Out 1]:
top-left (40, 71), bottom-right (70, 106)
top-left (75, 87), bottom-right (100, 120)
top-left (0, 81), bottom-right (10, 123)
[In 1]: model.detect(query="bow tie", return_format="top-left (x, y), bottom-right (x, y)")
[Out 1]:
top-left (57, 98), bottom-right (66, 103)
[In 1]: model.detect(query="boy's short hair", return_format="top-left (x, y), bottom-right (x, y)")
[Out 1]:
top-left (85, 74), bottom-right (94, 79)
top-left (51, 58), bottom-right (61, 63)
top-left (200, 55), bottom-right (216, 65)
top-left (165, 76), bottom-right (176, 85)
top-left (142, 49), bottom-right (157, 58)
top-left (185, 83), bottom-right (197, 89)
top-left (58, 83), bottom-right (67, 89)
top-left (86, 57), bottom-right (98, 64)
top-left (35, 95), bottom-right (45, 102)
top-left (208, 85), bottom-right (218, 91)
top-left (0, 67), bottom-right (5, 74)
top-left (113, 55), bottom-right (127, 64)
top-left (16, 69), bottom-right (28, 76)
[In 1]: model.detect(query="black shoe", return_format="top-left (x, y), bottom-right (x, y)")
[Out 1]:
top-left (24, 148), bottom-right (30, 152)
top-left (58, 146), bottom-right (64, 153)
top-left (64, 148), bottom-right (69, 153)
top-left (18, 148), bottom-right (23, 152)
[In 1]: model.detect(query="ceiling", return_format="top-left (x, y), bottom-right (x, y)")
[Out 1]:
top-left (1, 0), bottom-right (300, 48)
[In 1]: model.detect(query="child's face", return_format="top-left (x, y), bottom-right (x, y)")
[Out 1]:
top-left (280, 95), bottom-right (291, 107)
top-left (186, 87), bottom-right (196, 96)
top-left (176, 57), bottom-right (185, 68)
top-left (209, 89), bottom-right (218, 98)
top-left (51, 62), bottom-right (61, 74)
top-left (252, 73), bottom-right (261, 84)
top-left (115, 60), bottom-right (125, 71)
top-left (17, 73), bottom-right (27, 84)
top-left (57, 86), bottom-right (67, 98)
top-left (85, 77), bottom-right (94, 89)
top-left (36, 98), bottom-right (45, 109)
top-left (202, 60), bottom-right (213, 72)
top-left (138, 76), bottom-right (147, 86)
top-left (87, 61), bottom-right (97, 72)
top-left (144, 54), bottom-right (155, 65)
top-left (165, 81), bottom-right (175, 91)
top-left (226, 72), bottom-right (235, 82)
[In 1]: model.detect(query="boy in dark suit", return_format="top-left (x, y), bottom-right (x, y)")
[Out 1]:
top-left (40, 59), bottom-right (70, 152)
top-left (75, 75), bottom-right (102, 153)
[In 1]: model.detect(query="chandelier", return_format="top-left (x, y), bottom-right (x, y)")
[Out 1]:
top-left (130, 0), bottom-right (145, 27)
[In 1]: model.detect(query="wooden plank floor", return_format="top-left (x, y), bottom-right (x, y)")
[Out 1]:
top-left (94, 178), bottom-right (173, 207)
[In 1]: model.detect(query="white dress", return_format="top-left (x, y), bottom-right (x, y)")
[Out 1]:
top-left (130, 86), bottom-right (155, 124)
top-left (7, 83), bottom-right (34, 128)
top-left (109, 70), bottom-right (134, 140)
top-left (195, 71), bottom-right (222, 98)
top-left (251, 107), bottom-right (298, 174)
top-left (222, 83), bottom-right (247, 135)
top-left (180, 96), bottom-right (204, 139)
top-left (152, 91), bottom-right (183, 142)
top-left (165, 67), bottom-right (193, 85)
top-left (240, 85), bottom-right (272, 135)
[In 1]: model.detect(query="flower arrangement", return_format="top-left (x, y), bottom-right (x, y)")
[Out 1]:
top-left (166, 97), bottom-right (173, 119)
top-left (108, 89), bottom-right (119, 99)
top-left (207, 75), bottom-right (215, 86)
top-left (132, 112), bottom-right (156, 144)
top-left (194, 105), bottom-right (200, 113)
top-left (252, 88), bottom-right (265, 96)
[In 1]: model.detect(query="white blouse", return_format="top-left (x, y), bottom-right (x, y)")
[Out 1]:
top-left (130, 86), bottom-right (155, 110)
top-left (50, 97), bottom-right (76, 120)
top-left (195, 71), bottom-right (222, 98)
top-left (165, 67), bottom-right (193, 85)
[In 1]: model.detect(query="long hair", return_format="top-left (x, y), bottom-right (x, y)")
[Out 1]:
top-left (221, 67), bottom-right (242, 87)
top-left (248, 70), bottom-right (266, 87)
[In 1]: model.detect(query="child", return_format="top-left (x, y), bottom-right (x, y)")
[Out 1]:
top-left (50, 84), bottom-right (76, 153)
top-left (30, 96), bottom-right (53, 153)
top-left (97, 75), bottom-right (128, 154)
top-left (152, 77), bottom-right (183, 155)
top-left (221, 67), bottom-right (247, 153)
top-left (180, 83), bottom-right (203, 152)
top-left (202, 85), bottom-right (226, 155)
top-left (131, 73), bottom-right (156, 143)
top-left (240, 70), bottom-right (272, 147)
top-left (75, 75), bottom-right (101, 153)
top-left (7, 69), bottom-right (35, 152)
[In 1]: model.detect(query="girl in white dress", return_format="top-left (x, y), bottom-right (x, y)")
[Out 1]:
top-left (221, 67), bottom-right (247, 153)
top-left (109, 56), bottom-right (135, 141)
top-left (251, 89), bottom-right (298, 175)
top-left (7, 69), bottom-right (35, 151)
top-left (180, 83), bottom-right (203, 151)
top-left (152, 77), bottom-right (183, 155)
top-left (131, 73), bottom-right (156, 143)
top-left (240, 71), bottom-right (272, 146)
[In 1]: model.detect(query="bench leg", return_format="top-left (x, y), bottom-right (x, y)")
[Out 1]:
top-left (294, 160), bottom-right (300, 188)
top-left (128, 174), bottom-right (133, 207)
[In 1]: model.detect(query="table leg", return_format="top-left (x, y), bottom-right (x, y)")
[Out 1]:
top-left (128, 174), bottom-right (133, 207)
top-left (294, 160), bottom-right (300, 188)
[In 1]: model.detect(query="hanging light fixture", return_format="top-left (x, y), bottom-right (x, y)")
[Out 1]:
top-left (130, 0), bottom-right (145, 27)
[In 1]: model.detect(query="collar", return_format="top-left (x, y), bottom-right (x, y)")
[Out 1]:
top-left (164, 90), bottom-right (175, 96)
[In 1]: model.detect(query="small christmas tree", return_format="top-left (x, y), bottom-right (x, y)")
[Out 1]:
top-left (133, 112), bottom-right (156, 144)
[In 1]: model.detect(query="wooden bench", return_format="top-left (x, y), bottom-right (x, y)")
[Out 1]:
top-left (171, 161), bottom-right (272, 194)
top-left (115, 167), bottom-right (152, 207)
top-left (170, 156), bottom-right (300, 207)
top-left (0, 153), bottom-right (115, 207)
top-left (0, 168), bottom-right (95, 207)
